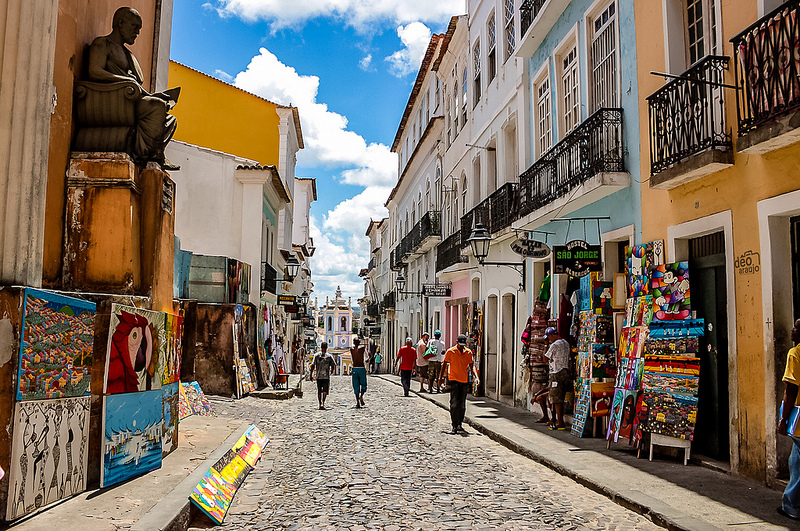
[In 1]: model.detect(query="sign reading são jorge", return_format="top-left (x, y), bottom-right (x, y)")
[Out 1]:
top-left (553, 240), bottom-right (602, 277)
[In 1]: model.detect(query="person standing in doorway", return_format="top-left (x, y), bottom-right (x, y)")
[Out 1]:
top-left (351, 338), bottom-right (368, 408)
top-left (439, 334), bottom-right (479, 434)
top-left (311, 342), bottom-right (336, 410)
top-left (395, 338), bottom-right (417, 397)
top-left (541, 327), bottom-right (571, 430)
top-left (427, 330), bottom-right (446, 393)
top-left (777, 319), bottom-right (800, 521)
top-left (416, 333), bottom-right (431, 392)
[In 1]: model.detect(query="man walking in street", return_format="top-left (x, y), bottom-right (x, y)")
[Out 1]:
top-left (539, 327), bottom-right (570, 430)
top-left (416, 332), bottom-right (431, 392)
top-left (427, 330), bottom-right (446, 393)
top-left (439, 334), bottom-right (479, 434)
top-left (311, 342), bottom-right (337, 410)
top-left (351, 338), bottom-right (368, 408)
top-left (395, 337), bottom-right (417, 397)
top-left (777, 318), bottom-right (800, 521)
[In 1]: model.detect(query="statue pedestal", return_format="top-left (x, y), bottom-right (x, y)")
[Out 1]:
top-left (63, 153), bottom-right (174, 309)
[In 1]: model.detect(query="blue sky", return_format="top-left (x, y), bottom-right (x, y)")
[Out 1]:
top-left (170, 0), bottom-right (465, 303)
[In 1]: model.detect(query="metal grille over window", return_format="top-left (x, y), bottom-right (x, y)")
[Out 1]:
top-left (590, 2), bottom-right (618, 113)
top-left (562, 47), bottom-right (580, 134)
top-left (473, 40), bottom-right (482, 105)
top-left (505, 0), bottom-right (515, 60)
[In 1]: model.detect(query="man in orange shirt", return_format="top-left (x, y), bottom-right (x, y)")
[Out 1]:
top-left (438, 334), bottom-right (479, 434)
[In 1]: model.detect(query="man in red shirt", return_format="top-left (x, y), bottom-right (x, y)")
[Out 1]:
top-left (439, 334), bottom-right (480, 434)
top-left (395, 337), bottom-right (417, 397)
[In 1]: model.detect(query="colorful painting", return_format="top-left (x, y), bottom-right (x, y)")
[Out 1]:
top-left (105, 305), bottom-right (167, 394)
top-left (626, 241), bottom-right (665, 298)
top-left (591, 280), bottom-right (614, 315)
top-left (101, 390), bottom-right (163, 487)
top-left (571, 381), bottom-right (591, 437)
top-left (189, 424), bottom-right (267, 524)
top-left (643, 391), bottom-right (698, 441)
top-left (591, 345), bottom-right (617, 380)
top-left (651, 262), bottom-right (691, 321)
top-left (162, 383), bottom-right (179, 457)
top-left (6, 397), bottom-right (91, 520)
top-left (162, 313), bottom-right (183, 385)
top-left (17, 289), bottom-right (95, 401)
top-left (178, 382), bottom-right (193, 420)
top-left (236, 359), bottom-right (255, 395)
top-left (624, 296), bottom-right (653, 328)
top-left (607, 388), bottom-right (639, 443)
top-left (183, 381), bottom-right (215, 417)
top-left (590, 382), bottom-right (615, 417)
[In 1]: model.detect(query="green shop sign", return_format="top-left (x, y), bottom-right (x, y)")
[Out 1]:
top-left (553, 240), bottom-right (602, 277)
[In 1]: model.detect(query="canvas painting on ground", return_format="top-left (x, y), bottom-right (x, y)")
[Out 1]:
top-left (102, 390), bottom-right (163, 487)
top-left (17, 289), bottom-right (95, 401)
top-left (6, 396), bottom-right (91, 520)
top-left (184, 381), bottom-right (215, 416)
top-left (162, 383), bottom-right (179, 457)
top-left (105, 305), bottom-right (167, 394)
top-left (178, 382), bottom-right (193, 420)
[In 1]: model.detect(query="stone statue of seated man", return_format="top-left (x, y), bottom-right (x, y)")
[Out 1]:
top-left (87, 6), bottom-right (179, 170)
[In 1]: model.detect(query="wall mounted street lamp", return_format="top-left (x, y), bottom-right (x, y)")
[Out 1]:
top-left (394, 273), bottom-right (424, 296)
top-left (299, 290), bottom-right (309, 306)
top-left (468, 222), bottom-right (526, 292)
top-left (284, 255), bottom-right (301, 281)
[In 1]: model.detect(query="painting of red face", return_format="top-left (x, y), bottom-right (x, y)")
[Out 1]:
top-left (105, 305), bottom-right (165, 395)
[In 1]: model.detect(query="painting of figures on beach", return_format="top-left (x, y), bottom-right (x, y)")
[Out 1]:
top-left (101, 390), bottom-right (163, 487)
top-left (17, 289), bottom-right (95, 401)
top-left (5, 396), bottom-right (91, 520)
top-left (105, 305), bottom-right (166, 394)
top-left (162, 383), bottom-right (179, 457)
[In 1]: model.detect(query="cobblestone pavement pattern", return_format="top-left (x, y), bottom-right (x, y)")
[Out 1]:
top-left (192, 377), bottom-right (662, 531)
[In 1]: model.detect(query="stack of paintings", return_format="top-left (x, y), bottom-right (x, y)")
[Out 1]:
top-left (181, 381), bottom-right (215, 417)
top-left (6, 289), bottom-right (95, 520)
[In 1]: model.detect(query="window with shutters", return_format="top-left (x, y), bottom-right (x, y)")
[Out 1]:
top-left (589, 2), bottom-right (619, 112)
top-left (473, 40), bottom-right (481, 106)
top-left (487, 12), bottom-right (497, 81)
top-left (504, 0), bottom-right (515, 61)
top-left (535, 74), bottom-right (552, 157)
top-left (560, 45), bottom-right (581, 136)
top-left (462, 67), bottom-right (468, 125)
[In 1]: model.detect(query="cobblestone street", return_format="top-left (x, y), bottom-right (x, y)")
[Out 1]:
top-left (191, 376), bottom-right (661, 531)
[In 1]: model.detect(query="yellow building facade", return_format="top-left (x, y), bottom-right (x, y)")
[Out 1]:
top-left (168, 61), bottom-right (281, 165)
top-left (635, 0), bottom-right (800, 483)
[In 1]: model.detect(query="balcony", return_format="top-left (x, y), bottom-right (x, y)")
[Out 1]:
top-left (516, 0), bottom-right (569, 58)
top-left (515, 108), bottom-right (628, 229)
top-left (459, 183), bottom-right (520, 246)
top-left (383, 290), bottom-right (396, 309)
top-left (367, 256), bottom-right (376, 272)
top-left (399, 211), bottom-right (442, 263)
top-left (390, 247), bottom-right (403, 271)
top-left (366, 303), bottom-right (381, 317)
top-left (461, 199), bottom-right (489, 248)
top-left (732, 0), bottom-right (800, 154)
top-left (437, 230), bottom-right (468, 272)
top-left (260, 261), bottom-right (277, 295)
top-left (647, 56), bottom-right (733, 189)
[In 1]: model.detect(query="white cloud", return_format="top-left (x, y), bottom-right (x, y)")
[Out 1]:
top-left (214, 69), bottom-right (235, 83)
top-left (384, 22), bottom-right (432, 78)
top-left (358, 54), bottom-right (373, 71)
top-left (308, 216), bottom-right (370, 303)
top-left (233, 48), bottom-right (397, 186)
top-left (210, 0), bottom-right (463, 31)
top-left (324, 186), bottom-right (390, 232)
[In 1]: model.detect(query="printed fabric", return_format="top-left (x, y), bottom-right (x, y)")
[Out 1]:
top-left (312, 353), bottom-right (336, 380)
top-left (544, 338), bottom-right (571, 374)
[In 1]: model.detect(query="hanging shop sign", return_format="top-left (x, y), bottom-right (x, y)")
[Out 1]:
top-left (422, 283), bottom-right (452, 297)
top-left (553, 240), bottom-right (602, 277)
top-left (510, 237), bottom-right (551, 259)
top-left (370, 327), bottom-right (382, 337)
top-left (277, 295), bottom-right (296, 306)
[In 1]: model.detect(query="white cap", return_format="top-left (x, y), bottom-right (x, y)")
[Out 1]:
top-left (406, 337), bottom-right (413, 343)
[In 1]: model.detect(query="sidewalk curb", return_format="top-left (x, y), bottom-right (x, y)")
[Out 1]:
top-left (130, 423), bottom-right (250, 531)
top-left (376, 375), bottom-right (718, 531)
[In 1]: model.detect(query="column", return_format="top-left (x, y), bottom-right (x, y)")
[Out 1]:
top-left (0, 0), bottom-right (59, 285)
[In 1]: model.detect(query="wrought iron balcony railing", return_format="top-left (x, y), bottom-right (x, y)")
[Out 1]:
top-left (367, 256), bottom-right (376, 272)
top-left (383, 290), bottom-right (396, 309)
top-left (417, 210), bottom-right (442, 246)
top-left (260, 261), bottom-right (277, 295)
top-left (732, 0), bottom-right (800, 135)
top-left (366, 303), bottom-right (381, 317)
top-left (647, 56), bottom-right (731, 175)
top-left (390, 247), bottom-right (402, 270)
top-left (518, 107), bottom-right (624, 217)
top-left (520, 0), bottom-right (547, 38)
top-left (488, 182), bottom-right (519, 234)
top-left (437, 230), bottom-right (466, 272)
top-left (461, 199), bottom-right (490, 248)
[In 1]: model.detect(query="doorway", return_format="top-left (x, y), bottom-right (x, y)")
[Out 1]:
top-left (500, 293), bottom-right (515, 397)
top-left (689, 231), bottom-right (730, 462)
top-left (486, 295), bottom-right (498, 396)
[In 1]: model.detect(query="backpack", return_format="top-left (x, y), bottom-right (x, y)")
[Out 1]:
top-left (423, 342), bottom-right (438, 359)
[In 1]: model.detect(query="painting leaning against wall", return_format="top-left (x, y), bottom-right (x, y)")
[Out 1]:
top-left (104, 304), bottom-right (167, 394)
top-left (5, 396), bottom-right (91, 520)
top-left (17, 289), bottom-right (95, 401)
top-left (162, 382), bottom-right (179, 457)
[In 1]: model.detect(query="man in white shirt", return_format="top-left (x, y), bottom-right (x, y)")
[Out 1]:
top-left (543, 327), bottom-right (571, 430)
top-left (426, 330), bottom-right (447, 393)
top-left (415, 333), bottom-right (430, 392)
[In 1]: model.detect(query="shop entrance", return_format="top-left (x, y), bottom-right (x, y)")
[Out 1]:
top-left (500, 293), bottom-right (515, 397)
top-left (486, 295), bottom-right (498, 396)
top-left (792, 215), bottom-right (800, 320)
top-left (689, 232), bottom-right (730, 462)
